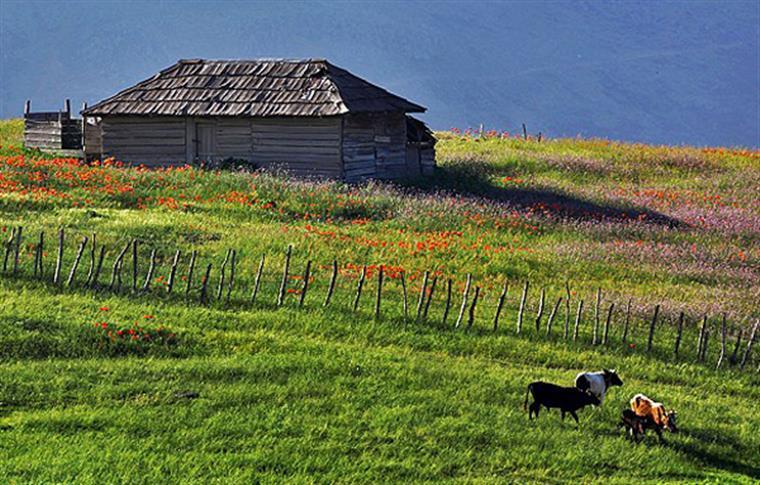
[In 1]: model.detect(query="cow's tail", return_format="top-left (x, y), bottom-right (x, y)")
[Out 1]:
top-left (524, 384), bottom-right (533, 411)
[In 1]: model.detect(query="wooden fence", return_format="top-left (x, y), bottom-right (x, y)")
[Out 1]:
top-left (2, 225), bottom-right (758, 373)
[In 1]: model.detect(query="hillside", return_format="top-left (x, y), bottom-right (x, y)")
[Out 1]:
top-left (0, 120), bottom-right (758, 482)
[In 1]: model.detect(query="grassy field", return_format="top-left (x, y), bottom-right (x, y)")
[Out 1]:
top-left (1, 120), bottom-right (758, 482)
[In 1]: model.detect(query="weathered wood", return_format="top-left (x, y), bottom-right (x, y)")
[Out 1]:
top-left (546, 297), bottom-right (562, 337)
top-left (730, 328), bottom-right (743, 365)
top-left (251, 254), bottom-right (265, 304)
top-left (167, 250), bottom-right (181, 293)
top-left (400, 271), bottom-right (409, 321)
top-left (217, 249), bottom-right (232, 301)
top-left (593, 288), bottom-right (601, 345)
top-left (185, 250), bottom-right (197, 297)
top-left (441, 278), bottom-right (452, 325)
top-left (454, 274), bottom-right (472, 329)
top-left (573, 300), bottom-right (584, 342)
top-left (516, 281), bottom-right (528, 334)
top-left (493, 279), bottom-right (508, 332)
top-left (603, 303), bottom-right (614, 345)
top-left (422, 276), bottom-right (437, 320)
top-left (131, 240), bottom-right (139, 291)
top-left (66, 236), bottom-right (88, 286)
top-left (415, 271), bottom-right (429, 322)
top-left (740, 320), bottom-right (758, 370)
top-left (374, 265), bottom-right (383, 320)
top-left (91, 246), bottom-right (105, 288)
top-left (352, 265), bottom-right (366, 312)
top-left (12, 226), bottom-right (22, 275)
top-left (109, 240), bottom-right (131, 290)
top-left (299, 260), bottom-right (312, 308)
top-left (674, 312), bottom-right (684, 358)
top-left (36, 231), bottom-right (44, 277)
top-left (701, 328), bottom-right (710, 362)
top-left (646, 305), bottom-right (659, 352)
top-left (716, 314), bottom-right (728, 369)
top-left (564, 281), bottom-right (571, 339)
top-left (466, 286), bottom-right (481, 330)
top-left (226, 249), bottom-right (236, 303)
top-left (534, 287), bottom-right (545, 334)
top-left (33, 231), bottom-right (42, 277)
top-left (622, 298), bottom-right (632, 343)
top-left (277, 245), bottom-right (292, 307)
top-left (142, 248), bottom-right (157, 291)
top-left (53, 228), bottom-right (64, 285)
top-left (696, 315), bottom-right (708, 362)
top-left (85, 233), bottom-right (96, 286)
top-left (200, 263), bottom-right (212, 305)
top-left (323, 259), bottom-right (338, 306)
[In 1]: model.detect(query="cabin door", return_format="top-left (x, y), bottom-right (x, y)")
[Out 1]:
top-left (195, 122), bottom-right (216, 163)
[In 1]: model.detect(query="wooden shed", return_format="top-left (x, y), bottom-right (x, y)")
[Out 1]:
top-left (82, 59), bottom-right (435, 181)
top-left (23, 100), bottom-right (83, 154)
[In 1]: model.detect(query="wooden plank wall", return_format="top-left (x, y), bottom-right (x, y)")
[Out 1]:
top-left (251, 117), bottom-right (341, 178)
top-left (83, 117), bottom-right (103, 158)
top-left (24, 115), bottom-right (82, 151)
top-left (342, 113), bottom-right (407, 182)
top-left (216, 118), bottom-right (252, 160)
top-left (101, 117), bottom-right (186, 166)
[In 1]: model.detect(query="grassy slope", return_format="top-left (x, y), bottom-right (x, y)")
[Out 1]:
top-left (1, 121), bottom-right (758, 482)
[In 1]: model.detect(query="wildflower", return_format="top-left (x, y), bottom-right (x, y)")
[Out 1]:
top-left (99, 306), bottom-right (109, 311)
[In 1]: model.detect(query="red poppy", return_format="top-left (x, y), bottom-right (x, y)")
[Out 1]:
top-left (99, 306), bottom-right (109, 311)
top-left (143, 315), bottom-right (154, 319)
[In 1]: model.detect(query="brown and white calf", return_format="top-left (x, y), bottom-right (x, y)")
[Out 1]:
top-left (629, 393), bottom-right (678, 441)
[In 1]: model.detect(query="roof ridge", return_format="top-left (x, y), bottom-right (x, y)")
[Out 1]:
top-left (178, 58), bottom-right (328, 64)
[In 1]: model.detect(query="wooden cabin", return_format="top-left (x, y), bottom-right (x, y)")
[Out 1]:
top-left (23, 100), bottom-right (83, 154)
top-left (82, 59), bottom-right (436, 181)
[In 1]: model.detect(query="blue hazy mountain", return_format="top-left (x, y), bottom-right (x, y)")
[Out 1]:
top-left (1, 0), bottom-right (757, 147)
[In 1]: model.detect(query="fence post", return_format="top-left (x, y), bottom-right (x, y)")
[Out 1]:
top-left (740, 320), bottom-right (759, 370)
top-left (603, 302), bottom-right (614, 345)
top-left (546, 297), bottom-right (562, 338)
top-left (593, 288), bottom-right (601, 345)
top-left (415, 271), bottom-right (429, 322)
top-left (441, 278), bottom-right (452, 325)
top-left (12, 226), bottom-right (22, 275)
top-left (53, 228), bottom-right (64, 285)
top-left (217, 248), bottom-right (231, 301)
top-left (299, 260), bottom-right (312, 308)
top-left (400, 271), bottom-right (409, 321)
top-left (352, 265), bottom-right (366, 312)
top-left (466, 286), bottom-right (480, 330)
top-left (167, 250), bottom-right (181, 294)
top-left (374, 265), bottom-right (383, 320)
top-left (454, 274), bottom-right (472, 329)
top-left (534, 288), bottom-right (545, 334)
top-left (717, 314), bottom-right (728, 369)
top-left (563, 281), bottom-right (571, 339)
top-left (696, 315), bottom-right (707, 362)
top-left (277, 245), bottom-right (292, 307)
top-left (422, 276), bottom-right (437, 320)
top-left (730, 328), bottom-right (743, 365)
top-left (516, 280), bottom-right (528, 334)
top-left (700, 327), bottom-right (710, 362)
top-left (36, 231), bottom-right (44, 278)
top-left (622, 298), bottom-right (632, 343)
top-left (85, 233), bottom-right (96, 286)
top-left (647, 304), bottom-right (659, 353)
top-left (91, 246), bottom-right (105, 289)
top-left (324, 259), bottom-right (338, 306)
top-left (674, 312), bottom-right (684, 358)
top-left (142, 248), bottom-right (157, 292)
top-left (131, 240), bottom-right (138, 292)
top-left (185, 250), bottom-right (197, 297)
top-left (226, 249), bottom-right (236, 303)
top-left (251, 254), bottom-right (265, 304)
top-left (66, 236), bottom-right (88, 286)
top-left (2, 227), bottom-right (15, 273)
top-left (199, 263), bottom-right (212, 305)
top-left (493, 279), bottom-right (508, 332)
top-left (573, 300), bottom-right (584, 342)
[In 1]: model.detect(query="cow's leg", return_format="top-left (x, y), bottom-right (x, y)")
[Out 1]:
top-left (570, 411), bottom-right (580, 426)
top-left (655, 427), bottom-right (665, 443)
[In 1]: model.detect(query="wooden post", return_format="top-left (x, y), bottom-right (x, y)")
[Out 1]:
top-left (109, 240), bottom-right (131, 290)
top-left (226, 249), bottom-right (236, 303)
top-left (251, 254), bottom-right (265, 304)
top-left (454, 274), bottom-right (472, 329)
top-left (701, 328), bottom-right (710, 362)
top-left (563, 281), bottom-right (571, 339)
top-left (185, 250), bottom-right (197, 297)
top-left (53, 228), bottom-right (64, 285)
top-left (696, 315), bottom-right (707, 362)
top-left (516, 280), bottom-right (528, 334)
top-left (593, 288), bottom-right (601, 345)
top-left (36, 231), bottom-right (44, 277)
top-left (522, 123), bottom-right (527, 140)
top-left (400, 271), bottom-right (409, 321)
top-left (573, 300), bottom-right (583, 342)
top-left (415, 271), bottom-right (429, 321)
top-left (646, 304), bottom-right (659, 352)
top-left (441, 278), bottom-right (452, 325)
top-left (603, 303), bottom-right (614, 345)
top-left (466, 286), bottom-right (480, 330)
top-left (299, 260), bottom-right (312, 308)
top-left (740, 320), bottom-right (759, 369)
top-left (352, 265), bottom-right (366, 312)
top-left (217, 249), bottom-right (231, 301)
top-left (374, 265), bottom-right (383, 320)
top-left (622, 298), bottom-right (632, 343)
top-left (674, 312), bottom-right (684, 358)
top-left (546, 297), bottom-right (562, 337)
top-left (493, 279), bottom-right (508, 332)
top-left (66, 236), bottom-right (88, 286)
top-left (717, 314), bottom-right (728, 369)
top-left (5, 227), bottom-right (16, 273)
top-left (142, 248), bottom-right (157, 292)
top-left (167, 250), bottom-right (181, 294)
top-left (64, 98), bottom-right (70, 115)
top-left (91, 246), bottom-right (105, 289)
top-left (730, 328), bottom-right (743, 365)
top-left (323, 259), bottom-right (337, 306)
top-left (12, 226), bottom-right (22, 275)
top-left (422, 276), bottom-right (437, 320)
top-left (85, 233), bottom-right (96, 286)
top-left (277, 245), bottom-right (292, 307)
top-left (24, 99), bottom-right (30, 115)
top-left (199, 263), bottom-right (212, 305)
top-left (131, 240), bottom-right (139, 292)
top-left (534, 287), bottom-right (545, 334)
top-left (33, 233), bottom-right (40, 277)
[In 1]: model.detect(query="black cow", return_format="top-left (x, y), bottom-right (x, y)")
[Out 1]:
top-left (524, 381), bottom-right (601, 425)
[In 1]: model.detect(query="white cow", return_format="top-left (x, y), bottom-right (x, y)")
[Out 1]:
top-left (574, 369), bottom-right (623, 404)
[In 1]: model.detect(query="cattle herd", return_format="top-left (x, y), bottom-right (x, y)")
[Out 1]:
top-left (524, 369), bottom-right (679, 443)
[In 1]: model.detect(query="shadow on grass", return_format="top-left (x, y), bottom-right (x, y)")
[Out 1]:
top-left (401, 164), bottom-right (684, 227)
top-left (667, 428), bottom-right (760, 479)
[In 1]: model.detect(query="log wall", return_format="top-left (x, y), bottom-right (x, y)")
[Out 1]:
top-left (24, 112), bottom-right (82, 151)
top-left (100, 117), bottom-right (186, 166)
top-left (342, 113), bottom-right (408, 182)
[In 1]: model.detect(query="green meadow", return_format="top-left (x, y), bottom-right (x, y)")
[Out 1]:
top-left (0, 120), bottom-right (758, 483)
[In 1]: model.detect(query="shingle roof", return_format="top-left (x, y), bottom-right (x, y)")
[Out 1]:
top-left (83, 59), bottom-right (425, 117)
